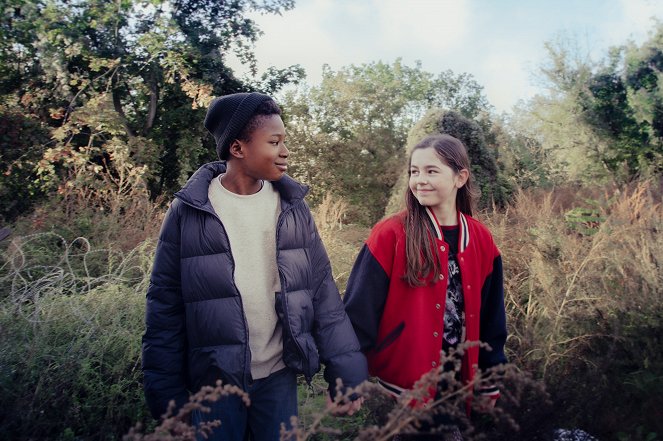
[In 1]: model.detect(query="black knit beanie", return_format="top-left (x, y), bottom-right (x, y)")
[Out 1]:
top-left (204, 92), bottom-right (272, 160)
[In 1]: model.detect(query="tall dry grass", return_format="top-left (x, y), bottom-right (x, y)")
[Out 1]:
top-left (2, 175), bottom-right (660, 440)
top-left (482, 179), bottom-right (663, 438)
top-left (17, 140), bottom-right (165, 252)
top-left (312, 193), bottom-right (369, 294)
top-left (484, 180), bottom-right (662, 376)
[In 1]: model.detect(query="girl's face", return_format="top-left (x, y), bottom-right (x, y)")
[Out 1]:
top-left (408, 147), bottom-right (467, 211)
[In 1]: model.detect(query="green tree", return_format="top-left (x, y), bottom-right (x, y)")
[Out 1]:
top-left (0, 103), bottom-right (50, 221)
top-left (621, 24), bottom-right (663, 171)
top-left (517, 26), bottom-right (663, 184)
top-left (506, 36), bottom-right (611, 184)
top-left (0, 0), bottom-right (304, 223)
top-left (488, 113), bottom-right (558, 190)
top-left (580, 70), bottom-right (650, 173)
top-left (283, 59), bottom-right (491, 225)
top-left (386, 109), bottom-right (509, 216)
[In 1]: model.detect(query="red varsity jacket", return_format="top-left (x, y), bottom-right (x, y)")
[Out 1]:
top-left (343, 208), bottom-right (507, 399)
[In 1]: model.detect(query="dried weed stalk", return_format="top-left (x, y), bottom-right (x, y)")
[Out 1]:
top-left (124, 381), bottom-right (250, 441)
top-left (283, 342), bottom-right (542, 441)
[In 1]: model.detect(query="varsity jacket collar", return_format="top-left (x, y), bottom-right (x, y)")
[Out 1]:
top-left (174, 161), bottom-right (309, 211)
top-left (424, 207), bottom-right (470, 253)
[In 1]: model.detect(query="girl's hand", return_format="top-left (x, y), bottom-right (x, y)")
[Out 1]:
top-left (325, 395), bottom-right (364, 416)
top-left (476, 394), bottom-right (498, 413)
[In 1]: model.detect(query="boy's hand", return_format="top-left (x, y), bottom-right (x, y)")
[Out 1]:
top-left (325, 395), bottom-right (364, 416)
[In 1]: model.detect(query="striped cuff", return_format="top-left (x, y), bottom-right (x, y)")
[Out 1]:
top-left (377, 378), bottom-right (405, 397)
top-left (478, 386), bottom-right (500, 400)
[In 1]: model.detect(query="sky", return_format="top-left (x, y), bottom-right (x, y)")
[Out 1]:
top-left (227, 0), bottom-right (663, 113)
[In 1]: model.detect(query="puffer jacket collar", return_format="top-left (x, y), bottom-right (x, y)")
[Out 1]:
top-left (174, 161), bottom-right (309, 211)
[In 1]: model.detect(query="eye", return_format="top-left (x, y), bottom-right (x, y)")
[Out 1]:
top-left (410, 170), bottom-right (418, 175)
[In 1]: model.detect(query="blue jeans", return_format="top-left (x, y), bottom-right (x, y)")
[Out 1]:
top-left (192, 368), bottom-right (298, 441)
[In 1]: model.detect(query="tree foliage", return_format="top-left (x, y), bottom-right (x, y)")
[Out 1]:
top-left (0, 103), bottom-right (50, 221)
top-left (283, 59), bottom-right (491, 225)
top-left (513, 25), bottom-right (663, 184)
top-left (0, 0), bottom-right (303, 222)
top-left (487, 114), bottom-right (560, 190)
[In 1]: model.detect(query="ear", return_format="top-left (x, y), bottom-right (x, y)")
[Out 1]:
top-left (455, 169), bottom-right (469, 188)
top-left (228, 139), bottom-right (245, 159)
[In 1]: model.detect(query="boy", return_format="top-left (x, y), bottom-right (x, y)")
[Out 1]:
top-left (142, 92), bottom-right (368, 441)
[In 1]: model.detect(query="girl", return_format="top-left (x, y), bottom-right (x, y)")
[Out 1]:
top-left (343, 134), bottom-right (507, 438)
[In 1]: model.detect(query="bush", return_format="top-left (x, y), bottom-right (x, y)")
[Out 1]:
top-left (0, 234), bottom-right (155, 440)
top-left (311, 194), bottom-right (369, 295)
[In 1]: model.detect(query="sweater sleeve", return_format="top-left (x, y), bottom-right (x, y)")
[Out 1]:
top-left (142, 201), bottom-right (189, 419)
top-left (305, 206), bottom-right (368, 395)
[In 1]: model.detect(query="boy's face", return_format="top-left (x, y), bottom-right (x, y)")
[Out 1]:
top-left (235, 114), bottom-right (289, 181)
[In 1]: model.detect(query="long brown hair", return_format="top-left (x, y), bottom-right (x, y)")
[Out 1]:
top-left (403, 134), bottom-right (479, 287)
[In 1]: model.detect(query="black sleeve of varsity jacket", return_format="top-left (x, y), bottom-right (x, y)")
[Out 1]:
top-left (479, 254), bottom-right (508, 370)
top-left (343, 244), bottom-right (390, 353)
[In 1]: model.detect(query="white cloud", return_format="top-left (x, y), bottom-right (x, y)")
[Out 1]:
top-left (229, 0), bottom-right (471, 84)
top-left (376, 0), bottom-right (471, 52)
top-left (228, 0), bottom-right (344, 82)
top-left (226, 0), bottom-right (663, 112)
top-left (620, 0), bottom-right (662, 25)
top-left (607, 0), bottom-right (662, 44)
top-left (478, 51), bottom-right (537, 113)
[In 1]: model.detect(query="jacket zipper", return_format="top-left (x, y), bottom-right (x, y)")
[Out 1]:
top-left (275, 202), bottom-right (312, 383)
top-left (176, 198), bottom-right (253, 388)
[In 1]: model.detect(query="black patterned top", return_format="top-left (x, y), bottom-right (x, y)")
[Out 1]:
top-left (442, 225), bottom-right (464, 351)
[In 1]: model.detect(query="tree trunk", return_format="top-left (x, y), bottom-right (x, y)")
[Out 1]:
top-left (142, 73), bottom-right (159, 136)
top-left (112, 75), bottom-right (136, 137)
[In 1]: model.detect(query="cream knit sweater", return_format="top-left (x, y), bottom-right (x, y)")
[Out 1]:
top-left (208, 176), bottom-right (286, 379)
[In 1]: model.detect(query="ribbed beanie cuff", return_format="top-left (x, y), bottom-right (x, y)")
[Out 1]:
top-left (204, 92), bottom-right (272, 160)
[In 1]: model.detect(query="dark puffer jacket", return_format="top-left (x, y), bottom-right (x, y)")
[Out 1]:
top-left (142, 162), bottom-right (368, 419)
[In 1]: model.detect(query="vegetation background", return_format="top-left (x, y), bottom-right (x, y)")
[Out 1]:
top-left (0, 1), bottom-right (661, 440)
